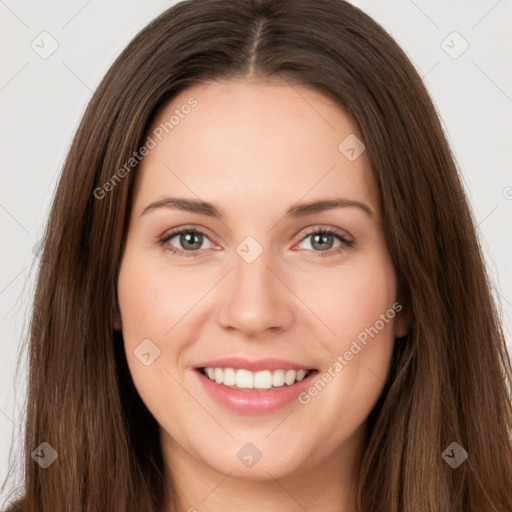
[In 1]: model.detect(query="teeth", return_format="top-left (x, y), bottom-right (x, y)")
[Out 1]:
top-left (296, 369), bottom-right (307, 381)
top-left (272, 369), bottom-right (285, 387)
top-left (223, 368), bottom-right (236, 386)
top-left (201, 367), bottom-right (312, 389)
top-left (236, 369), bottom-right (254, 389)
top-left (254, 370), bottom-right (272, 389)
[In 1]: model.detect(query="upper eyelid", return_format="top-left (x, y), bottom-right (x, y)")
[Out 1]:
top-left (161, 225), bottom-right (215, 243)
top-left (160, 224), bottom-right (352, 248)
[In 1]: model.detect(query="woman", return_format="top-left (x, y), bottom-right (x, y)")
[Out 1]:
top-left (3, 0), bottom-right (512, 510)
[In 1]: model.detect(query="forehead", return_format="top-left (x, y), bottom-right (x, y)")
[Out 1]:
top-left (135, 78), bottom-right (379, 218)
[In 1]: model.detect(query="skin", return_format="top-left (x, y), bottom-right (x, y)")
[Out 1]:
top-left (116, 77), bottom-right (409, 512)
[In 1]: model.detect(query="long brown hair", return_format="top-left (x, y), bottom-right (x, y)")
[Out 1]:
top-left (3, 0), bottom-right (512, 510)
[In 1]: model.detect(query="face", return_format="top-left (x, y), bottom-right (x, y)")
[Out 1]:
top-left (116, 78), bottom-right (408, 486)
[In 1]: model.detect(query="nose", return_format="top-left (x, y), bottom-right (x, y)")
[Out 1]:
top-left (216, 247), bottom-right (294, 338)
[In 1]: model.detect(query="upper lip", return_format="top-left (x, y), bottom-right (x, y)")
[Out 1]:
top-left (194, 357), bottom-right (316, 372)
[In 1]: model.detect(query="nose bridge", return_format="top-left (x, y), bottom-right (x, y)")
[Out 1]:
top-left (216, 235), bottom-right (293, 335)
top-left (233, 242), bottom-right (275, 296)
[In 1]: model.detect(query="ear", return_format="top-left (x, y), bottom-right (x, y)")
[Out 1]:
top-left (394, 286), bottom-right (411, 338)
top-left (112, 307), bottom-right (122, 331)
top-left (394, 304), bottom-right (410, 338)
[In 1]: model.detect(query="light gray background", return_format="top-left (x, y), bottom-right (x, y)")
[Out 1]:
top-left (1, 0), bottom-right (511, 503)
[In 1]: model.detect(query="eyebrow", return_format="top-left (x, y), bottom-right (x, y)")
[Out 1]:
top-left (141, 196), bottom-right (374, 219)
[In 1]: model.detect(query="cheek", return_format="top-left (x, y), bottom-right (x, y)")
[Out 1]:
top-left (117, 251), bottom-right (176, 374)
top-left (294, 255), bottom-right (398, 343)
top-left (117, 254), bottom-right (194, 424)
top-left (295, 255), bottom-right (398, 413)
top-left (338, 269), bottom-right (396, 340)
top-left (116, 249), bottom-right (224, 397)
top-left (117, 249), bottom-right (208, 340)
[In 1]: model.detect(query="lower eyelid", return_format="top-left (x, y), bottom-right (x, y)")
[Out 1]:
top-left (296, 233), bottom-right (345, 250)
top-left (163, 230), bottom-right (215, 251)
top-left (160, 228), bottom-right (352, 256)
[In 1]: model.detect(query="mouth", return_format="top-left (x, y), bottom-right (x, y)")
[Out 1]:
top-left (192, 357), bottom-right (319, 413)
top-left (197, 366), bottom-right (318, 391)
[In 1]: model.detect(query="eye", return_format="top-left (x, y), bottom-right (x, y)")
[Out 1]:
top-left (159, 226), bottom-right (353, 258)
top-left (294, 227), bottom-right (353, 257)
top-left (159, 227), bottom-right (216, 257)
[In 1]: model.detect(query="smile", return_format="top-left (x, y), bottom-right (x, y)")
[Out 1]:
top-left (193, 358), bottom-right (319, 414)
top-left (199, 367), bottom-right (313, 390)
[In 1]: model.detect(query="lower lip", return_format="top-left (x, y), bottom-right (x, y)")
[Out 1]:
top-left (194, 369), bottom-right (318, 414)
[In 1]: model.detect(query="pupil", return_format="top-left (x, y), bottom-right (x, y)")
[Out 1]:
top-left (312, 233), bottom-right (332, 250)
top-left (182, 232), bottom-right (202, 250)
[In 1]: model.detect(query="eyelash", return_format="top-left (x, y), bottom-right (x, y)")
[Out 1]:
top-left (158, 226), bottom-right (354, 258)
